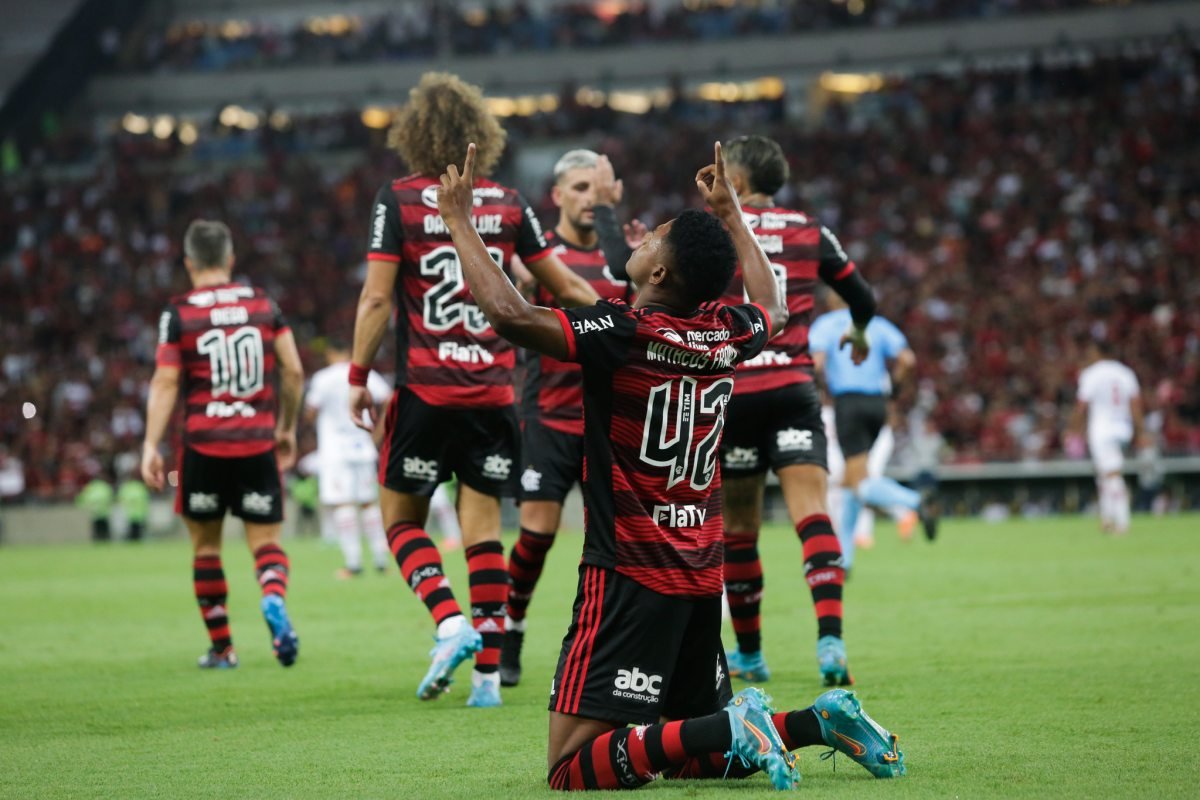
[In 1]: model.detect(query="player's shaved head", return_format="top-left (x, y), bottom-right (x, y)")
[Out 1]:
top-left (553, 149), bottom-right (599, 182)
top-left (390, 72), bottom-right (506, 178)
top-left (724, 135), bottom-right (789, 196)
top-left (665, 210), bottom-right (737, 306)
top-left (183, 220), bottom-right (233, 269)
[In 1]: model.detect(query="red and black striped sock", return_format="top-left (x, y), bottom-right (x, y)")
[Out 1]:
top-left (772, 709), bottom-right (824, 750)
top-left (796, 515), bottom-right (844, 639)
top-left (548, 715), bottom-right (732, 790)
top-left (506, 528), bottom-right (555, 622)
top-left (253, 544), bottom-right (290, 599)
top-left (667, 710), bottom-right (825, 780)
top-left (723, 530), bottom-right (763, 654)
top-left (467, 540), bottom-right (508, 674)
top-left (388, 522), bottom-right (462, 626)
top-left (193, 554), bottom-right (231, 651)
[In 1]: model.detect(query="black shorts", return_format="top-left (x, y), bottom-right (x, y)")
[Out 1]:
top-left (177, 447), bottom-right (284, 523)
top-left (519, 418), bottom-right (583, 504)
top-left (720, 382), bottom-right (827, 477)
top-left (549, 565), bottom-right (733, 725)
top-left (834, 393), bottom-right (888, 458)
top-left (379, 387), bottom-right (519, 498)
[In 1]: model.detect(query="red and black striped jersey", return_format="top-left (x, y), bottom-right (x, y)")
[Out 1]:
top-left (367, 175), bottom-right (553, 409)
top-left (156, 283), bottom-right (288, 458)
top-left (522, 231), bottom-right (632, 436)
top-left (720, 205), bottom-right (858, 395)
top-left (552, 299), bottom-right (770, 598)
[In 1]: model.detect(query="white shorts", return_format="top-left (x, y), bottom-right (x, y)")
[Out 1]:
top-left (1088, 431), bottom-right (1130, 475)
top-left (319, 460), bottom-right (379, 506)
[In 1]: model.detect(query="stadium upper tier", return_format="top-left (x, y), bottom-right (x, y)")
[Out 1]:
top-left (2, 38), bottom-right (1198, 500)
top-left (119, 0), bottom-right (1160, 73)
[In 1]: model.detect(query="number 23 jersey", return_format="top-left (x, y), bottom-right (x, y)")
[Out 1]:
top-left (156, 283), bottom-right (289, 458)
top-left (552, 299), bottom-right (771, 598)
top-left (367, 175), bottom-right (552, 409)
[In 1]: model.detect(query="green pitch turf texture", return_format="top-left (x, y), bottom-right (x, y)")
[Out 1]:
top-left (2, 515), bottom-right (1198, 799)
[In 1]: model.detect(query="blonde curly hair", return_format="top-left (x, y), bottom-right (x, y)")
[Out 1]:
top-left (388, 72), bottom-right (507, 178)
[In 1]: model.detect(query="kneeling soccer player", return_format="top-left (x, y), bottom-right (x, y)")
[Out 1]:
top-left (437, 141), bottom-right (905, 789)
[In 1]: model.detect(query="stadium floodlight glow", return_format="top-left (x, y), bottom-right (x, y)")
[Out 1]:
top-left (361, 106), bottom-right (393, 129)
top-left (236, 111), bottom-right (260, 130)
top-left (152, 115), bottom-right (175, 140)
top-left (269, 110), bottom-right (291, 130)
top-left (608, 91), bottom-right (653, 115)
top-left (178, 121), bottom-right (199, 145)
top-left (122, 113), bottom-right (150, 135)
top-left (22, 402), bottom-right (35, 419)
top-left (819, 72), bottom-right (884, 94)
top-left (219, 104), bottom-right (244, 127)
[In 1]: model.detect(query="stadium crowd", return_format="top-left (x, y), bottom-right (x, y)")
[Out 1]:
top-left (3, 38), bottom-right (1199, 500)
top-left (115, 0), bottom-right (1149, 73)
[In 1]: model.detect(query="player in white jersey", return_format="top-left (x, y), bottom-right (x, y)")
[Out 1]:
top-left (305, 342), bottom-right (392, 577)
top-left (1068, 339), bottom-right (1147, 535)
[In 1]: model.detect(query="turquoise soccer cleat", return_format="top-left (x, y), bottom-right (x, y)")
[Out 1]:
top-left (261, 594), bottom-right (299, 667)
top-left (727, 648), bottom-right (771, 682)
top-left (416, 625), bottom-right (483, 700)
top-left (817, 635), bottom-right (852, 687)
top-left (723, 688), bottom-right (800, 790)
top-left (813, 689), bottom-right (906, 778)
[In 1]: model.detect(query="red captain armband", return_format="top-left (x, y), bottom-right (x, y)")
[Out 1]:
top-left (348, 363), bottom-right (370, 387)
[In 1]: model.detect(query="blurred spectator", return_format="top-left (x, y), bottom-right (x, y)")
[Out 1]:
top-left (117, 474), bottom-right (150, 541)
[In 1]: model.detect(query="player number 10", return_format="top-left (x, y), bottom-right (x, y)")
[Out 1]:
top-left (197, 326), bottom-right (265, 398)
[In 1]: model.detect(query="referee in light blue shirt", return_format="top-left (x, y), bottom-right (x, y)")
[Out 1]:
top-left (808, 293), bottom-right (936, 567)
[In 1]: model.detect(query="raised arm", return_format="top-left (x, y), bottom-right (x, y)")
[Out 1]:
top-left (695, 142), bottom-right (787, 334)
top-left (592, 155), bottom-right (635, 280)
top-left (437, 144), bottom-right (570, 359)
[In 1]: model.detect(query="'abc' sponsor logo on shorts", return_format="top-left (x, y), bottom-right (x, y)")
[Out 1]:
top-left (612, 667), bottom-right (662, 703)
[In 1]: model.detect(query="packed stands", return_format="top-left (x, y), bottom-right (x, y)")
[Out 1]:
top-left (3, 35), bottom-right (1198, 499)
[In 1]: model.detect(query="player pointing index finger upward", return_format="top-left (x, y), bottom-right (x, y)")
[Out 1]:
top-left (437, 141), bottom-right (905, 790)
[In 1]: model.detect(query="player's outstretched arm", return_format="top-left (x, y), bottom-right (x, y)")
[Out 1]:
top-left (141, 365), bottom-right (180, 491)
top-left (438, 144), bottom-right (570, 360)
top-left (273, 329), bottom-right (304, 471)
top-left (696, 141), bottom-right (787, 334)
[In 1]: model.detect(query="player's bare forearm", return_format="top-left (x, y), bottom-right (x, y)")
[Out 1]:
top-left (142, 368), bottom-right (179, 450)
top-left (437, 143), bottom-right (569, 359)
top-left (892, 348), bottom-right (916, 385)
top-left (1067, 402), bottom-right (1086, 436)
top-left (527, 253), bottom-right (599, 308)
top-left (731, 221), bottom-right (787, 334)
top-left (695, 141), bottom-right (787, 334)
top-left (352, 260), bottom-right (396, 369)
top-left (274, 329), bottom-right (304, 432)
top-left (447, 216), bottom-right (569, 359)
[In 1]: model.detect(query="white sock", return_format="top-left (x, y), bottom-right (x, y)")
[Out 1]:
top-left (332, 505), bottom-right (362, 571)
top-left (436, 615), bottom-right (467, 639)
top-left (361, 503), bottom-right (389, 568)
top-left (855, 507), bottom-right (875, 540)
top-left (472, 669), bottom-right (500, 688)
top-left (1107, 475), bottom-right (1131, 532)
top-left (430, 485), bottom-right (461, 542)
top-left (1096, 479), bottom-right (1113, 526)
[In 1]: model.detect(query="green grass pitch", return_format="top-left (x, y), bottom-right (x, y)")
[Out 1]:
top-left (2, 514), bottom-right (1198, 798)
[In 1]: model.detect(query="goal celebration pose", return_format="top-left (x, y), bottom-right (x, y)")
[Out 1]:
top-left (438, 140), bottom-right (904, 789)
top-left (142, 220), bottom-right (305, 669)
